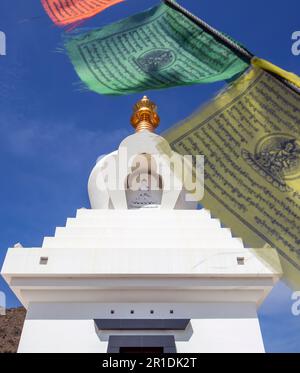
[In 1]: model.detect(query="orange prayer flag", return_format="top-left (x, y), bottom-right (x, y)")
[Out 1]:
top-left (41, 0), bottom-right (124, 27)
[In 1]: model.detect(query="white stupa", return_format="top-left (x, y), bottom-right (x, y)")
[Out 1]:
top-left (1, 97), bottom-right (281, 353)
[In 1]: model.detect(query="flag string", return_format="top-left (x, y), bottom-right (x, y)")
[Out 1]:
top-left (252, 57), bottom-right (300, 93)
top-left (163, 0), bottom-right (254, 63)
top-left (163, 0), bottom-right (300, 95)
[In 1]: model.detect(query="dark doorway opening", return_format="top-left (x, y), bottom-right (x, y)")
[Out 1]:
top-left (107, 335), bottom-right (176, 353)
top-left (120, 347), bottom-right (164, 354)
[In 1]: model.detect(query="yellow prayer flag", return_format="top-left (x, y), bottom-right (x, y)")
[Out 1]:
top-left (164, 67), bottom-right (300, 289)
top-left (252, 57), bottom-right (300, 89)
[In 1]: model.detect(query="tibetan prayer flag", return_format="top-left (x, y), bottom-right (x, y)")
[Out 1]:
top-left (65, 2), bottom-right (250, 95)
top-left (41, 0), bottom-right (123, 27)
top-left (164, 66), bottom-right (300, 289)
top-left (252, 57), bottom-right (300, 89)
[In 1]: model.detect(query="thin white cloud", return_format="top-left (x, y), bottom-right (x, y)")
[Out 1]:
top-left (0, 116), bottom-right (130, 171)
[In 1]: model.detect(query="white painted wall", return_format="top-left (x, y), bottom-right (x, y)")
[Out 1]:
top-left (18, 302), bottom-right (264, 353)
top-left (18, 319), bottom-right (108, 353)
top-left (177, 318), bottom-right (265, 353)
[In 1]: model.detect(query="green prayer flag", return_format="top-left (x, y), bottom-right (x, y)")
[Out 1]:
top-left (65, 2), bottom-right (250, 95)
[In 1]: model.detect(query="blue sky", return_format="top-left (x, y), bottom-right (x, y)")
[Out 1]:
top-left (0, 0), bottom-right (299, 352)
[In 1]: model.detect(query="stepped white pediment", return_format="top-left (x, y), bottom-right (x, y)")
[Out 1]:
top-left (2, 208), bottom-right (280, 282)
top-left (42, 208), bottom-right (244, 250)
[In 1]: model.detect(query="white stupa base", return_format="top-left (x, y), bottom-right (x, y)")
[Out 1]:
top-left (2, 209), bottom-right (280, 353)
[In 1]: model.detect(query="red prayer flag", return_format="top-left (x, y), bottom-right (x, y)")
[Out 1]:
top-left (41, 0), bottom-right (124, 27)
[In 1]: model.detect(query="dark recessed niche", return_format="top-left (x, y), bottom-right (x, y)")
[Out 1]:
top-left (39, 257), bottom-right (48, 265)
top-left (237, 257), bottom-right (245, 265)
top-left (94, 319), bottom-right (190, 331)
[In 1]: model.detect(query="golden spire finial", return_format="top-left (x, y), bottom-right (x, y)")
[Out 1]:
top-left (131, 96), bottom-right (160, 132)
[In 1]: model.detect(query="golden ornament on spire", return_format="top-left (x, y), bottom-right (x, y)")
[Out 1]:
top-left (131, 96), bottom-right (160, 132)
